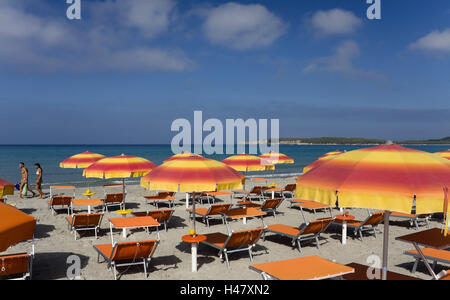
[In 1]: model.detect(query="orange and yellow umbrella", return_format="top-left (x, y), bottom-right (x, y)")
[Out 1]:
top-left (259, 152), bottom-right (294, 165)
top-left (0, 178), bottom-right (14, 199)
top-left (297, 145), bottom-right (450, 214)
top-left (0, 203), bottom-right (36, 252)
top-left (140, 156), bottom-right (244, 193)
top-left (164, 152), bottom-right (202, 163)
top-left (436, 150), bottom-right (450, 160)
top-left (303, 151), bottom-right (344, 174)
top-left (222, 154), bottom-right (275, 172)
top-left (83, 154), bottom-right (157, 179)
top-left (60, 152), bottom-right (106, 169)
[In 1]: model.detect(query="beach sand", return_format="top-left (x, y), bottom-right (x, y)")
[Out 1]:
top-left (3, 177), bottom-right (445, 280)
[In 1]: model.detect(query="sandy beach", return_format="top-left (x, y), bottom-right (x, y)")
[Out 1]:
top-left (2, 177), bottom-right (445, 280)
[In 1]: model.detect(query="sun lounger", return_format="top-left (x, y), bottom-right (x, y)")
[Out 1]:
top-left (404, 248), bottom-right (450, 274)
top-left (144, 195), bottom-right (176, 209)
top-left (103, 193), bottom-right (125, 211)
top-left (391, 212), bottom-right (430, 230)
top-left (237, 198), bottom-right (284, 217)
top-left (247, 186), bottom-right (269, 201)
top-left (47, 196), bottom-right (73, 215)
top-left (132, 209), bottom-right (174, 232)
top-left (93, 240), bottom-right (159, 280)
top-left (333, 211), bottom-right (385, 241)
top-left (187, 203), bottom-right (232, 227)
top-left (0, 253), bottom-right (32, 280)
top-left (437, 270), bottom-right (450, 280)
top-left (263, 218), bottom-right (334, 252)
top-left (249, 256), bottom-right (354, 280)
top-left (282, 184), bottom-right (296, 198)
top-left (200, 227), bottom-right (264, 268)
top-left (342, 263), bottom-right (421, 280)
top-left (66, 213), bottom-right (103, 240)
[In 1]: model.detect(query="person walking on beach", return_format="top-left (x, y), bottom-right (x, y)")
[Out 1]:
top-left (34, 163), bottom-right (44, 199)
top-left (19, 162), bottom-right (36, 198)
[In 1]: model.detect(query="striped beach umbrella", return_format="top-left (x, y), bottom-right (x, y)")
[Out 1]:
top-left (296, 144), bottom-right (450, 279)
top-left (60, 152), bottom-right (106, 169)
top-left (436, 150), bottom-right (450, 160)
top-left (0, 202), bottom-right (36, 252)
top-left (164, 152), bottom-right (202, 163)
top-left (84, 154), bottom-right (157, 207)
top-left (0, 178), bottom-right (14, 199)
top-left (259, 152), bottom-right (294, 165)
top-left (302, 150), bottom-right (344, 174)
top-left (222, 154), bottom-right (275, 172)
top-left (140, 156), bottom-right (243, 232)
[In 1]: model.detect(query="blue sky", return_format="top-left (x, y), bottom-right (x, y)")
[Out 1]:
top-left (0, 0), bottom-right (449, 144)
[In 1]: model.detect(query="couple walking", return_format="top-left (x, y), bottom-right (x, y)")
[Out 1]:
top-left (19, 162), bottom-right (44, 199)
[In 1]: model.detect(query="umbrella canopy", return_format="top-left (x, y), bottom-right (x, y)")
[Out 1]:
top-left (296, 145), bottom-right (450, 214)
top-left (60, 152), bottom-right (106, 169)
top-left (302, 150), bottom-right (343, 174)
top-left (0, 178), bottom-right (14, 198)
top-left (222, 154), bottom-right (275, 172)
top-left (140, 156), bottom-right (244, 192)
top-left (164, 152), bottom-right (202, 163)
top-left (0, 203), bottom-right (36, 252)
top-left (259, 152), bottom-right (294, 165)
top-left (83, 154), bottom-right (157, 179)
top-left (436, 150), bottom-right (450, 160)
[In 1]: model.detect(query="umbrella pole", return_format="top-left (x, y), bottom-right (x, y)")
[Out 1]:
top-left (122, 178), bottom-right (126, 209)
top-left (382, 210), bottom-right (391, 280)
top-left (192, 194), bottom-right (197, 233)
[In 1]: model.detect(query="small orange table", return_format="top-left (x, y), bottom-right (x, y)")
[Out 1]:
top-left (71, 198), bottom-right (103, 214)
top-left (109, 215), bottom-right (160, 242)
top-left (335, 214), bottom-right (355, 245)
top-left (182, 234), bottom-right (207, 273)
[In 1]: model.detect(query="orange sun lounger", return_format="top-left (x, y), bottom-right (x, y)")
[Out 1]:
top-left (264, 218), bottom-right (334, 252)
top-left (0, 253), bottom-right (33, 280)
top-left (333, 211), bottom-right (385, 241)
top-left (237, 198), bottom-right (284, 217)
top-left (282, 184), bottom-right (296, 198)
top-left (404, 248), bottom-right (450, 274)
top-left (249, 256), bottom-right (354, 280)
top-left (187, 203), bottom-right (232, 227)
top-left (93, 240), bottom-right (159, 280)
top-left (132, 209), bottom-right (175, 232)
top-left (66, 213), bottom-right (103, 240)
top-left (390, 212), bottom-right (430, 230)
top-left (103, 193), bottom-right (125, 211)
top-left (200, 227), bottom-right (264, 268)
top-left (47, 196), bottom-right (73, 215)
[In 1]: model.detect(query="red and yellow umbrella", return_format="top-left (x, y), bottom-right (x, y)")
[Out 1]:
top-left (0, 178), bottom-right (14, 199)
top-left (83, 154), bottom-right (157, 179)
top-left (222, 154), bottom-right (275, 172)
top-left (0, 203), bottom-right (36, 252)
top-left (303, 150), bottom-right (344, 174)
top-left (296, 144), bottom-right (450, 279)
top-left (60, 152), bottom-right (106, 169)
top-left (436, 150), bottom-right (450, 160)
top-left (141, 156), bottom-right (243, 193)
top-left (164, 152), bottom-right (202, 163)
top-left (259, 152), bottom-right (294, 165)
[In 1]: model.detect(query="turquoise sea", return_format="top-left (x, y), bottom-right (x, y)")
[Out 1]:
top-left (0, 144), bottom-right (448, 188)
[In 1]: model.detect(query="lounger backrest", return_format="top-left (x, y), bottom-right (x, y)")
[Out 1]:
top-left (158, 192), bottom-right (175, 198)
top-left (226, 228), bottom-right (263, 248)
top-left (72, 213), bottom-right (103, 227)
top-left (147, 209), bottom-right (174, 222)
top-left (51, 196), bottom-right (73, 206)
top-left (250, 186), bottom-right (264, 194)
top-left (300, 218), bottom-right (334, 236)
top-left (110, 240), bottom-right (158, 261)
top-left (261, 198), bottom-right (283, 210)
top-left (105, 193), bottom-right (124, 204)
top-left (208, 203), bottom-right (232, 215)
top-left (284, 184), bottom-right (296, 192)
top-left (363, 211), bottom-right (385, 226)
top-left (0, 253), bottom-right (30, 277)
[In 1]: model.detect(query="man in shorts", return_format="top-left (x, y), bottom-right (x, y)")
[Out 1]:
top-left (19, 162), bottom-right (36, 198)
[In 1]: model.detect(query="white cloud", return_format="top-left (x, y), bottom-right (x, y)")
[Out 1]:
top-left (202, 2), bottom-right (287, 50)
top-left (409, 28), bottom-right (450, 53)
top-left (309, 8), bottom-right (362, 35)
top-left (303, 40), bottom-right (379, 79)
top-left (0, 0), bottom-right (192, 72)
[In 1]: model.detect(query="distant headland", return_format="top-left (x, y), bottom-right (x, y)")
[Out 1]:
top-left (244, 137), bottom-right (450, 145)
